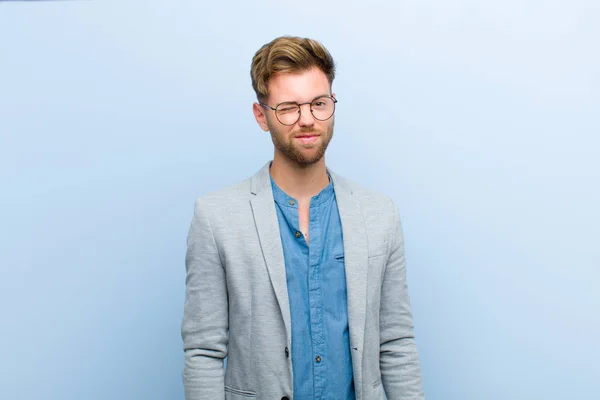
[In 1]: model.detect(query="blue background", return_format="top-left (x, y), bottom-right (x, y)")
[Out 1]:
top-left (1, 1), bottom-right (598, 399)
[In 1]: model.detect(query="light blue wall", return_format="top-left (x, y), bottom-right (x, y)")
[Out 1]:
top-left (1, 1), bottom-right (598, 399)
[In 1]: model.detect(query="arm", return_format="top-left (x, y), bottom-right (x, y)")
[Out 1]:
top-left (182, 199), bottom-right (228, 400)
top-left (380, 199), bottom-right (425, 399)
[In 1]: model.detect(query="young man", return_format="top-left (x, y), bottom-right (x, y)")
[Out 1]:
top-left (182, 36), bottom-right (424, 400)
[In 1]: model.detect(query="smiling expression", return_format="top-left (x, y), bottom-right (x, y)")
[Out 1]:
top-left (254, 67), bottom-right (335, 167)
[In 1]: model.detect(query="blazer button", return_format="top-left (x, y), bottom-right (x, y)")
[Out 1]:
top-left (281, 397), bottom-right (290, 400)
top-left (285, 347), bottom-right (289, 358)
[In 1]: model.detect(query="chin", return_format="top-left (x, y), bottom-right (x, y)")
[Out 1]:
top-left (297, 153), bottom-right (326, 166)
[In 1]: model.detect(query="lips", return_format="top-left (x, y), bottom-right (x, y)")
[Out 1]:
top-left (295, 134), bottom-right (319, 144)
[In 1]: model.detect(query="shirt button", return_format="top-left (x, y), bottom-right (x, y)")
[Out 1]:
top-left (295, 231), bottom-right (302, 238)
top-left (315, 355), bottom-right (322, 363)
top-left (289, 200), bottom-right (295, 206)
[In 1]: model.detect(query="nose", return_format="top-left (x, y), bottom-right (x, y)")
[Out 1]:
top-left (297, 103), bottom-right (315, 127)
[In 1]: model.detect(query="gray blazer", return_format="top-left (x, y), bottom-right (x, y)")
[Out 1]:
top-left (182, 161), bottom-right (424, 400)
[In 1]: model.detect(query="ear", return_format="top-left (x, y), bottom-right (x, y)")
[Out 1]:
top-left (252, 102), bottom-right (270, 132)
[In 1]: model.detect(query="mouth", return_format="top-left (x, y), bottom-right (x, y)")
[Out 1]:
top-left (295, 134), bottom-right (320, 144)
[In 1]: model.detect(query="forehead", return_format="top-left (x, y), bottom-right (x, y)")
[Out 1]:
top-left (267, 67), bottom-right (331, 103)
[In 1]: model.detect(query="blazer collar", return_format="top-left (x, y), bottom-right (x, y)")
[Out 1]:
top-left (250, 160), bottom-right (354, 197)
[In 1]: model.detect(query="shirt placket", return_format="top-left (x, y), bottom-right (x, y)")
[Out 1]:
top-left (308, 198), bottom-right (326, 399)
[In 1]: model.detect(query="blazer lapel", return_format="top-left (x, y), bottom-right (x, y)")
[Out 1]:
top-left (248, 162), bottom-right (369, 382)
top-left (330, 171), bottom-right (369, 392)
top-left (249, 162), bottom-right (292, 342)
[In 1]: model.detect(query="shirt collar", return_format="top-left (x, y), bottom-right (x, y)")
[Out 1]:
top-left (270, 173), bottom-right (335, 207)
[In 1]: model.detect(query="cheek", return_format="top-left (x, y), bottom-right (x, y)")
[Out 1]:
top-left (268, 123), bottom-right (292, 141)
top-left (318, 119), bottom-right (334, 135)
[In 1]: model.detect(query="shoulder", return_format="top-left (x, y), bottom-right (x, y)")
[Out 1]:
top-left (192, 176), bottom-right (253, 215)
top-left (332, 171), bottom-right (398, 216)
top-left (192, 161), bottom-right (273, 212)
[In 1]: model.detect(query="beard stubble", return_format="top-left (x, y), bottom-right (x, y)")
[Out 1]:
top-left (268, 120), bottom-right (335, 167)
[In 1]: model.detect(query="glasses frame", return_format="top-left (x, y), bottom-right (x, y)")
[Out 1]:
top-left (259, 95), bottom-right (338, 126)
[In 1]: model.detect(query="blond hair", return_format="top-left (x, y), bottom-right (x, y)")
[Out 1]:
top-left (250, 36), bottom-right (336, 101)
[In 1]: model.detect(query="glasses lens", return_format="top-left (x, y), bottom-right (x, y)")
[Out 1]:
top-left (311, 97), bottom-right (335, 121)
top-left (275, 103), bottom-right (300, 125)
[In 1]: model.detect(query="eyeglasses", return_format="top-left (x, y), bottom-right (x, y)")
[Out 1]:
top-left (259, 95), bottom-right (337, 126)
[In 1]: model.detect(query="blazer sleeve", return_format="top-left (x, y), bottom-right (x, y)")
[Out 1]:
top-left (182, 199), bottom-right (228, 400)
top-left (379, 199), bottom-right (425, 399)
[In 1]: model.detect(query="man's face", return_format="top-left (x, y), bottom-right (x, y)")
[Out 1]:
top-left (254, 67), bottom-right (335, 167)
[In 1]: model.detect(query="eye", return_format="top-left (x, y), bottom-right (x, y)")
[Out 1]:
top-left (277, 103), bottom-right (299, 114)
top-left (312, 97), bottom-right (332, 109)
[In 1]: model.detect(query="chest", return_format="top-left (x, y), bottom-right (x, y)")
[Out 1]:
top-left (276, 197), bottom-right (344, 262)
top-left (298, 202), bottom-right (310, 239)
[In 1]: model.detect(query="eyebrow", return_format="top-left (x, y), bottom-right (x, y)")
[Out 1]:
top-left (277, 93), bottom-right (331, 105)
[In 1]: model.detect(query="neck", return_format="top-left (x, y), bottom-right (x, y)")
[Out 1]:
top-left (269, 154), bottom-right (330, 201)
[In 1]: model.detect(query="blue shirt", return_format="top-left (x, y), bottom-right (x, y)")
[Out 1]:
top-left (270, 175), bottom-right (355, 400)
